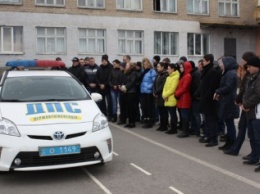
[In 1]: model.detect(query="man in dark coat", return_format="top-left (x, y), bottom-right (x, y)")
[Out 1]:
top-left (67, 57), bottom-right (86, 84)
top-left (214, 56), bottom-right (240, 151)
top-left (241, 56), bottom-right (260, 172)
top-left (199, 54), bottom-right (221, 147)
top-left (189, 60), bottom-right (201, 136)
top-left (84, 57), bottom-right (99, 93)
top-left (96, 57), bottom-right (113, 119)
top-left (224, 51), bottom-right (256, 157)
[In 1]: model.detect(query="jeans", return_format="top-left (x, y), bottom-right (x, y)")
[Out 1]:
top-left (204, 113), bottom-right (218, 143)
top-left (225, 118), bottom-right (237, 141)
top-left (98, 92), bottom-right (112, 117)
top-left (158, 106), bottom-right (168, 128)
top-left (179, 108), bottom-right (191, 120)
top-left (167, 106), bottom-right (177, 129)
top-left (190, 100), bottom-right (201, 135)
top-left (111, 90), bottom-right (120, 115)
top-left (247, 119), bottom-right (260, 162)
top-left (230, 111), bottom-right (247, 154)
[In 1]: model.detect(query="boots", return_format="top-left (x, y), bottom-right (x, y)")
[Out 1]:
top-left (218, 137), bottom-right (234, 150)
top-left (177, 119), bottom-right (189, 138)
top-left (157, 119), bottom-right (168, 131)
top-left (111, 115), bottom-right (117, 123)
top-left (142, 118), bottom-right (153, 128)
top-left (165, 123), bottom-right (177, 134)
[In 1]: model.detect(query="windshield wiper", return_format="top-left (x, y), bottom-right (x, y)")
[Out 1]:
top-left (0, 99), bottom-right (26, 102)
top-left (34, 99), bottom-right (79, 102)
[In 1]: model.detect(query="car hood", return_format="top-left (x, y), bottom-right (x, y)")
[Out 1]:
top-left (0, 100), bottom-right (101, 125)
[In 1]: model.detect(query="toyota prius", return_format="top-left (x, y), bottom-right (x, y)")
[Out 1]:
top-left (0, 60), bottom-right (113, 172)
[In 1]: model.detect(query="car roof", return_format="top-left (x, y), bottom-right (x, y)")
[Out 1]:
top-left (6, 70), bottom-right (71, 78)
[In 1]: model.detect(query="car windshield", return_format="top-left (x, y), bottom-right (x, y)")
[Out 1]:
top-left (0, 76), bottom-right (90, 102)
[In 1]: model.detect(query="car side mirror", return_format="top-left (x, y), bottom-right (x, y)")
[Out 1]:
top-left (91, 93), bottom-right (102, 102)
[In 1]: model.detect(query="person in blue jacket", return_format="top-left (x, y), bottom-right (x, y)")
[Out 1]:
top-left (140, 57), bottom-right (157, 128)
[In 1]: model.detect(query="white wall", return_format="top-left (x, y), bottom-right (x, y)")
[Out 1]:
top-left (0, 11), bottom-right (256, 67)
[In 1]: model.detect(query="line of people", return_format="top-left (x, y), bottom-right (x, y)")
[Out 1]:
top-left (61, 52), bottom-right (260, 173)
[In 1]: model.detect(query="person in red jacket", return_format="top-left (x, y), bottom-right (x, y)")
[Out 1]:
top-left (175, 61), bottom-right (192, 138)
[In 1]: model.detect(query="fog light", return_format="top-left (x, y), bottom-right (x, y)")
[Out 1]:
top-left (14, 158), bottom-right (22, 166)
top-left (94, 152), bottom-right (100, 159)
top-left (106, 138), bottom-right (112, 153)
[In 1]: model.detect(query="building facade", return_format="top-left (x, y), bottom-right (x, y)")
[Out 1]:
top-left (0, 0), bottom-right (259, 66)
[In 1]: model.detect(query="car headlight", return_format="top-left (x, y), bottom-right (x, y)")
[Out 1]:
top-left (0, 118), bottom-right (20, 137)
top-left (92, 113), bottom-right (108, 132)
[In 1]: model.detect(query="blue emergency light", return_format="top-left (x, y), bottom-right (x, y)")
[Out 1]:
top-left (5, 60), bottom-right (66, 68)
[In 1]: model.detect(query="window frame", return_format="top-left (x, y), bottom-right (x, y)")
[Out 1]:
top-left (187, 33), bottom-right (210, 56)
top-left (187, 0), bottom-right (209, 15)
top-left (77, 0), bottom-right (105, 9)
top-left (36, 27), bottom-right (67, 55)
top-left (154, 31), bottom-right (179, 56)
top-left (218, 0), bottom-right (239, 17)
top-left (116, 0), bottom-right (142, 11)
top-left (117, 30), bottom-right (143, 55)
top-left (0, 26), bottom-right (23, 54)
top-left (35, 0), bottom-right (65, 7)
top-left (0, 0), bottom-right (22, 4)
top-left (78, 28), bottom-right (106, 55)
top-left (153, 0), bottom-right (177, 13)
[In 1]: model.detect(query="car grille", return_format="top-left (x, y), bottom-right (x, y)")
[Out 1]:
top-left (27, 132), bottom-right (87, 140)
top-left (11, 147), bottom-right (101, 169)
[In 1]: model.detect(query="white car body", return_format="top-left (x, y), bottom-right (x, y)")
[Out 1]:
top-left (0, 70), bottom-right (113, 172)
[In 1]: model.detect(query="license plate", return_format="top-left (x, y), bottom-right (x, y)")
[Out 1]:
top-left (39, 144), bottom-right (80, 157)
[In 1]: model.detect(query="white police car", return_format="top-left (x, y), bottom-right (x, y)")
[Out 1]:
top-left (0, 60), bottom-right (113, 172)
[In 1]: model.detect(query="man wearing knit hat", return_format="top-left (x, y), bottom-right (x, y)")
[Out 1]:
top-left (241, 56), bottom-right (260, 172)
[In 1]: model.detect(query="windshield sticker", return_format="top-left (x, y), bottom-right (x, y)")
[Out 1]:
top-left (26, 102), bottom-right (82, 122)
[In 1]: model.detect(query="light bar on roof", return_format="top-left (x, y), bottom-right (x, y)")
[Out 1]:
top-left (5, 60), bottom-right (65, 68)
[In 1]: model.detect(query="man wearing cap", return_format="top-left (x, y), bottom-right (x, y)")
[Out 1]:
top-left (68, 57), bottom-right (86, 84)
top-left (241, 56), bottom-right (260, 172)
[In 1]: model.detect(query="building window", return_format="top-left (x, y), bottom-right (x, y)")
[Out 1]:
top-left (78, 0), bottom-right (105, 8)
top-left (187, 33), bottom-right (209, 56)
top-left (0, 26), bottom-right (23, 53)
top-left (78, 28), bottom-right (105, 54)
top-left (36, 27), bottom-right (66, 54)
top-left (116, 0), bottom-right (142, 11)
top-left (219, 0), bottom-right (239, 17)
top-left (154, 31), bottom-right (178, 55)
top-left (187, 0), bottom-right (209, 14)
top-left (0, 0), bottom-right (21, 4)
top-left (153, 0), bottom-right (177, 13)
top-left (35, 0), bottom-right (65, 6)
top-left (118, 30), bottom-right (143, 55)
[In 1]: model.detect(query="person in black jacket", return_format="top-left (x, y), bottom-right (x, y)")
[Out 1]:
top-left (214, 57), bottom-right (240, 151)
top-left (224, 51), bottom-right (256, 157)
top-left (96, 57), bottom-right (113, 118)
top-left (67, 57), bottom-right (86, 84)
top-left (109, 59), bottom-right (125, 123)
top-left (120, 62), bottom-right (137, 128)
top-left (153, 62), bottom-right (169, 131)
top-left (241, 56), bottom-right (260, 171)
top-left (84, 57), bottom-right (99, 93)
top-left (199, 54), bottom-right (221, 147)
top-left (189, 60), bottom-right (201, 136)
